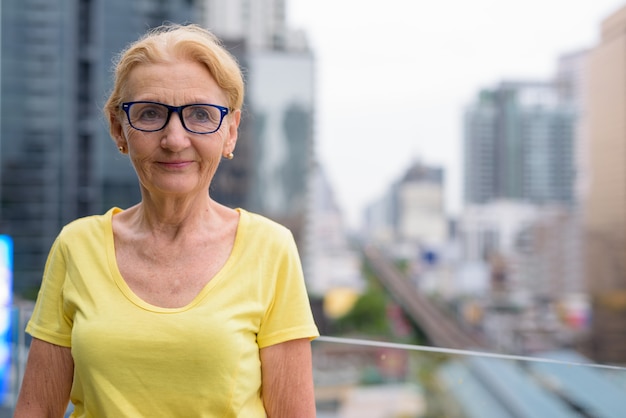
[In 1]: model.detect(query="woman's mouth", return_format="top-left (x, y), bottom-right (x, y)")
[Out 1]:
top-left (158, 160), bottom-right (193, 169)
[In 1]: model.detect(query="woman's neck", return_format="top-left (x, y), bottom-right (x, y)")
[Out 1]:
top-left (126, 193), bottom-right (221, 240)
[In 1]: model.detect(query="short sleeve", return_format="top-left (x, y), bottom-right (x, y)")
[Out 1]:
top-left (256, 231), bottom-right (319, 348)
top-left (25, 236), bottom-right (73, 347)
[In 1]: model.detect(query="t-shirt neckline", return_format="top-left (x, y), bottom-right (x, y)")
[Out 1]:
top-left (104, 207), bottom-right (245, 313)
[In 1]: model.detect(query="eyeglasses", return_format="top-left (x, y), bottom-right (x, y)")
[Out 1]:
top-left (121, 101), bottom-right (229, 134)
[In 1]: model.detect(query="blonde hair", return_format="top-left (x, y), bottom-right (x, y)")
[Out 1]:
top-left (104, 23), bottom-right (244, 123)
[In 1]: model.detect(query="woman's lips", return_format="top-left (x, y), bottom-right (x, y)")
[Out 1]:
top-left (158, 160), bottom-right (193, 169)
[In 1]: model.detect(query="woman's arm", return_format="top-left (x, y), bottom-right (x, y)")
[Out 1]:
top-left (14, 337), bottom-right (74, 417)
top-left (260, 338), bottom-right (316, 418)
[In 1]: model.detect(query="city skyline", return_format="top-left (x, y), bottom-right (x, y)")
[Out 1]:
top-left (288, 0), bottom-right (626, 228)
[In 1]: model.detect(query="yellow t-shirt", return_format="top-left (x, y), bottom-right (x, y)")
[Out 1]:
top-left (26, 207), bottom-right (319, 417)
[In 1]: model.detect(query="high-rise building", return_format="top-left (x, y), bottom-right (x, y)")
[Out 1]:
top-left (583, 4), bottom-right (626, 363)
top-left (463, 82), bottom-right (576, 207)
top-left (204, 0), bottom-right (316, 281)
top-left (555, 50), bottom-right (590, 202)
top-left (245, 49), bottom-right (314, 247)
top-left (0, 0), bottom-right (203, 296)
top-left (204, 0), bottom-right (308, 51)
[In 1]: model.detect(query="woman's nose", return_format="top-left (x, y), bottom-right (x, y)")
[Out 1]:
top-left (160, 112), bottom-right (191, 150)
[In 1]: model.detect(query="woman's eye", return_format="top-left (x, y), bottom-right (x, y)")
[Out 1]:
top-left (140, 108), bottom-right (162, 120)
top-left (189, 108), bottom-right (211, 122)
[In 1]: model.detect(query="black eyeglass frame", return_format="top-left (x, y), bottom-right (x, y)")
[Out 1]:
top-left (121, 101), bottom-right (230, 134)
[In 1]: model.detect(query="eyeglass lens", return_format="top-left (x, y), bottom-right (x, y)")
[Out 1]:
top-left (127, 102), bottom-right (224, 133)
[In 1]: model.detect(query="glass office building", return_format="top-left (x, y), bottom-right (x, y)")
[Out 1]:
top-left (0, 0), bottom-right (202, 296)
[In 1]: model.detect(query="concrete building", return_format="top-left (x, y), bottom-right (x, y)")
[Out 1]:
top-left (583, 4), bottom-right (626, 363)
top-left (0, 0), bottom-right (203, 296)
top-left (395, 163), bottom-right (447, 248)
top-left (364, 161), bottom-right (447, 253)
top-left (459, 200), bottom-right (538, 290)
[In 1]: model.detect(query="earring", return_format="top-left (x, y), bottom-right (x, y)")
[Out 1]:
top-left (226, 152), bottom-right (234, 160)
top-left (118, 146), bottom-right (126, 153)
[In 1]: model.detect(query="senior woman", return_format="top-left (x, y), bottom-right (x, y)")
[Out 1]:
top-left (14, 24), bottom-right (319, 417)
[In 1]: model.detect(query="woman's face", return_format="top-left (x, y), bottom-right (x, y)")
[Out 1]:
top-left (111, 59), bottom-right (240, 200)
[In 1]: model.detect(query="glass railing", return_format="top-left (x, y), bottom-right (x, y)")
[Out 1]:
top-left (2, 304), bottom-right (33, 416)
top-left (312, 335), bottom-right (626, 418)
top-left (3, 305), bottom-right (626, 417)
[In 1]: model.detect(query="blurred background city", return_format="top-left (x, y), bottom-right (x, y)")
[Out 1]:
top-left (1, 0), bottom-right (626, 417)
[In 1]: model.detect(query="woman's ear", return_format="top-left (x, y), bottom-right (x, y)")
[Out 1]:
top-left (109, 113), bottom-right (126, 148)
top-left (224, 109), bottom-right (241, 154)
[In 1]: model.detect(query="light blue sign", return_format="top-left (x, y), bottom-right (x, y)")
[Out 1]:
top-left (0, 236), bottom-right (12, 404)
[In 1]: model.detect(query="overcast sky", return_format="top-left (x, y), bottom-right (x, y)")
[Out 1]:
top-left (287, 0), bottom-right (626, 228)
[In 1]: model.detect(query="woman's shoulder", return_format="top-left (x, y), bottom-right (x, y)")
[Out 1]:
top-left (237, 209), bottom-right (293, 241)
top-left (58, 207), bottom-right (119, 239)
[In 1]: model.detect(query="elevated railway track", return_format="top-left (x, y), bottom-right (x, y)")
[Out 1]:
top-left (363, 245), bottom-right (487, 350)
